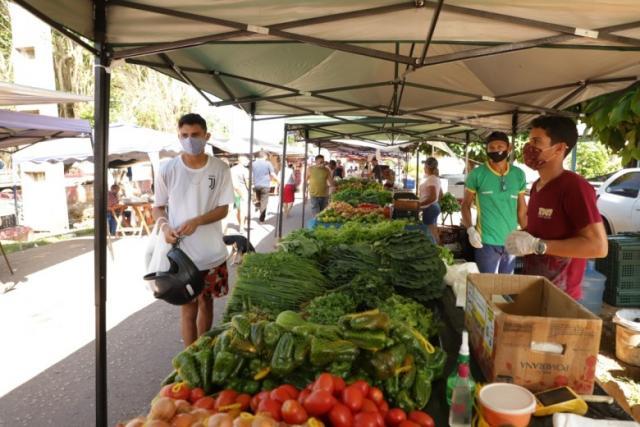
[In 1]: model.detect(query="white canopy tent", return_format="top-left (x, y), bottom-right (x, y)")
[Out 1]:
top-left (0, 81), bottom-right (92, 107)
top-left (12, 123), bottom-right (182, 165)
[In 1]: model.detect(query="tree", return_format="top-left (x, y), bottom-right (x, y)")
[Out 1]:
top-left (569, 140), bottom-right (620, 179)
top-left (0, 0), bottom-right (12, 82)
top-left (580, 84), bottom-right (640, 165)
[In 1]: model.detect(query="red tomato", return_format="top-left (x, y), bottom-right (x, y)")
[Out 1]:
top-left (281, 399), bottom-right (308, 425)
top-left (189, 388), bottom-right (206, 404)
top-left (271, 387), bottom-right (293, 403)
top-left (341, 385), bottom-right (364, 413)
top-left (279, 384), bottom-right (300, 400)
top-left (258, 398), bottom-right (282, 421)
top-left (303, 390), bottom-right (336, 417)
top-left (333, 376), bottom-right (346, 395)
top-left (250, 395), bottom-right (261, 413)
top-left (256, 391), bottom-right (270, 402)
top-left (368, 387), bottom-right (384, 405)
top-left (378, 401), bottom-right (389, 416)
top-left (305, 383), bottom-right (314, 392)
top-left (398, 421), bottom-right (420, 427)
top-left (235, 394), bottom-right (251, 411)
top-left (194, 396), bottom-right (216, 410)
top-left (385, 408), bottom-right (407, 426)
top-left (351, 380), bottom-right (370, 398)
top-left (298, 389), bottom-right (312, 406)
top-left (314, 373), bottom-right (335, 394)
top-left (372, 412), bottom-right (385, 427)
top-left (329, 403), bottom-right (353, 427)
top-left (408, 411), bottom-right (435, 427)
top-left (361, 399), bottom-right (379, 413)
top-left (163, 382), bottom-right (191, 401)
top-left (215, 389), bottom-right (238, 410)
top-left (353, 412), bottom-right (379, 427)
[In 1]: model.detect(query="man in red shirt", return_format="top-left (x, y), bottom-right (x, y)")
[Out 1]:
top-left (505, 115), bottom-right (608, 299)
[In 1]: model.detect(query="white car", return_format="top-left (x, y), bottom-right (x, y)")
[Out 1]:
top-left (596, 168), bottom-right (640, 234)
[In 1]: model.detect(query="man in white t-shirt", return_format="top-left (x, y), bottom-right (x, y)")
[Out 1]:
top-left (152, 113), bottom-right (234, 347)
top-left (252, 151), bottom-right (279, 223)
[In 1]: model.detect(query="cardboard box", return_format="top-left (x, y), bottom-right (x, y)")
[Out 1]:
top-left (465, 273), bottom-right (602, 394)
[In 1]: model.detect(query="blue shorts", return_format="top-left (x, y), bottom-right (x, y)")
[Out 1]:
top-left (422, 203), bottom-right (441, 225)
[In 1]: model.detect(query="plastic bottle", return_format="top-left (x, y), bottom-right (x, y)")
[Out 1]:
top-left (579, 260), bottom-right (606, 315)
top-left (449, 363), bottom-right (472, 427)
top-left (446, 331), bottom-right (475, 405)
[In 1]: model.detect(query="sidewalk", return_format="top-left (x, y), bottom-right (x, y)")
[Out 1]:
top-left (0, 194), bottom-right (311, 426)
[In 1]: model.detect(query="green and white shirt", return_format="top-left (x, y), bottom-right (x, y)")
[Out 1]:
top-left (465, 162), bottom-right (526, 246)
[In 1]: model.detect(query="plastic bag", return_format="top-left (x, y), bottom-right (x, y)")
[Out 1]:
top-left (443, 262), bottom-right (479, 307)
top-left (145, 221), bottom-right (171, 275)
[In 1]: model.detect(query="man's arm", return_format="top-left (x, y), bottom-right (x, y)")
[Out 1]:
top-left (461, 190), bottom-right (475, 229)
top-left (544, 222), bottom-right (608, 258)
top-left (176, 205), bottom-right (230, 236)
top-left (517, 193), bottom-right (527, 229)
top-left (326, 167), bottom-right (334, 187)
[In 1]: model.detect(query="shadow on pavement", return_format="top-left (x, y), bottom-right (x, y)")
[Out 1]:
top-left (0, 238), bottom-right (95, 288)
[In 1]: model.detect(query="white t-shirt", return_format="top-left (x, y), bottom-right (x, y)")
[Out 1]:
top-left (154, 155), bottom-right (234, 270)
top-left (230, 164), bottom-right (249, 198)
top-left (419, 174), bottom-right (441, 208)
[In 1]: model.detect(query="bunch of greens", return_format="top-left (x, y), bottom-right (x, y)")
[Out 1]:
top-left (224, 252), bottom-right (330, 319)
top-left (303, 292), bottom-right (357, 325)
top-left (278, 228), bottom-right (324, 260)
top-left (325, 243), bottom-right (380, 284)
top-left (374, 230), bottom-right (446, 302)
top-left (438, 246), bottom-right (454, 266)
top-left (379, 294), bottom-right (440, 338)
top-left (313, 220), bottom-right (408, 247)
top-left (335, 273), bottom-right (395, 309)
top-left (335, 178), bottom-right (384, 192)
top-left (332, 187), bottom-right (392, 207)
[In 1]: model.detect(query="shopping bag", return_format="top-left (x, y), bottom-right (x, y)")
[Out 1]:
top-left (145, 222), bottom-right (171, 275)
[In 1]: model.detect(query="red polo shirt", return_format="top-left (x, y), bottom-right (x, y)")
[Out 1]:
top-left (523, 170), bottom-right (602, 299)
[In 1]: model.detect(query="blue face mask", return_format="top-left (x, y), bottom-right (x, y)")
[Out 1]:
top-left (180, 136), bottom-right (206, 155)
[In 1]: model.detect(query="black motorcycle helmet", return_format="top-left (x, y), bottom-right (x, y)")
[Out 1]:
top-left (143, 246), bottom-right (204, 305)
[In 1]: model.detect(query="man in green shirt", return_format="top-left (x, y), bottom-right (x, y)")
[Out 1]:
top-left (306, 154), bottom-right (333, 216)
top-left (461, 131), bottom-right (527, 273)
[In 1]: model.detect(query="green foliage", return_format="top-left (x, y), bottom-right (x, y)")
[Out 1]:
top-left (0, 0), bottom-right (12, 81)
top-left (439, 192), bottom-right (460, 215)
top-left (565, 140), bottom-right (620, 179)
top-left (580, 85), bottom-right (640, 164)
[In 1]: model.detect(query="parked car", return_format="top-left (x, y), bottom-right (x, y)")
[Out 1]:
top-left (596, 168), bottom-right (640, 234)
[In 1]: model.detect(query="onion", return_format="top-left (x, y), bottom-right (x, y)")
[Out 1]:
top-left (145, 420), bottom-right (171, 427)
top-left (207, 413), bottom-right (233, 427)
top-left (251, 414), bottom-right (277, 427)
top-left (232, 412), bottom-right (255, 427)
top-left (174, 399), bottom-right (192, 414)
top-left (150, 397), bottom-right (176, 421)
top-left (124, 417), bottom-right (146, 427)
top-left (171, 412), bottom-right (196, 427)
top-left (191, 408), bottom-right (213, 422)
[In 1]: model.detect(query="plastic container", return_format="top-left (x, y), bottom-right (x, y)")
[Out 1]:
top-left (596, 234), bottom-right (640, 306)
top-left (478, 383), bottom-right (536, 427)
top-left (403, 178), bottom-right (415, 190)
top-left (447, 331), bottom-right (475, 405)
top-left (579, 260), bottom-right (606, 315)
top-left (614, 309), bottom-right (640, 367)
top-left (448, 364), bottom-right (472, 427)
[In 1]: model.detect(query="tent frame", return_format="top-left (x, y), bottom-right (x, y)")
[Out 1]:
top-left (13, 0), bottom-right (640, 425)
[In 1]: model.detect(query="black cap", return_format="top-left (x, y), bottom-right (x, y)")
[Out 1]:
top-left (486, 131), bottom-right (510, 145)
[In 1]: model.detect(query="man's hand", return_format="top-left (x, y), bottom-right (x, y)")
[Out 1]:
top-left (162, 224), bottom-right (179, 244)
top-left (505, 230), bottom-right (540, 256)
top-left (176, 217), bottom-right (202, 236)
top-left (467, 227), bottom-right (483, 249)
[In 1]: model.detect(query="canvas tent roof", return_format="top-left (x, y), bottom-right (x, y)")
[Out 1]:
top-left (211, 136), bottom-right (306, 156)
top-left (0, 109), bottom-right (91, 150)
top-left (0, 81), bottom-right (92, 106)
top-left (16, 0), bottom-right (640, 139)
top-left (11, 123), bottom-right (183, 165)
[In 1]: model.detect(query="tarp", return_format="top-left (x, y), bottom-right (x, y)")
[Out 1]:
top-left (211, 136), bottom-right (306, 156)
top-left (12, 123), bottom-right (181, 164)
top-left (17, 0), bottom-right (640, 135)
top-left (0, 81), bottom-right (92, 106)
top-left (0, 109), bottom-right (91, 150)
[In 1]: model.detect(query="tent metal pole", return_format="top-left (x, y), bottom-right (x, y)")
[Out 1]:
top-left (246, 103), bottom-right (256, 244)
top-left (159, 53), bottom-right (215, 105)
top-left (511, 111), bottom-right (519, 164)
top-left (465, 131), bottom-right (470, 175)
top-left (277, 125), bottom-right (288, 239)
top-left (571, 145), bottom-right (578, 172)
top-left (93, 1), bottom-right (109, 425)
top-left (418, 0), bottom-right (444, 65)
top-left (415, 150), bottom-right (420, 196)
top-left (553, 83), bottom-right (588, 109)
top-left (301, 133), bottom-right (309, 228)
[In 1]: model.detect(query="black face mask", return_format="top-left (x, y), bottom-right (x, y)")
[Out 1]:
top-left (487, 150), bottom-right (509, 163)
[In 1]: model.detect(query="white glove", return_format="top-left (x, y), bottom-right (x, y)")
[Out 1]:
top-left (505, 230), bottom-right (540, 256)
top-left (467, 227), bottom-right (483, 249)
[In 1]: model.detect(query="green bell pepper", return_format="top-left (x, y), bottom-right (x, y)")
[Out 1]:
top-left (231, 314), bottom-right (252, 339)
